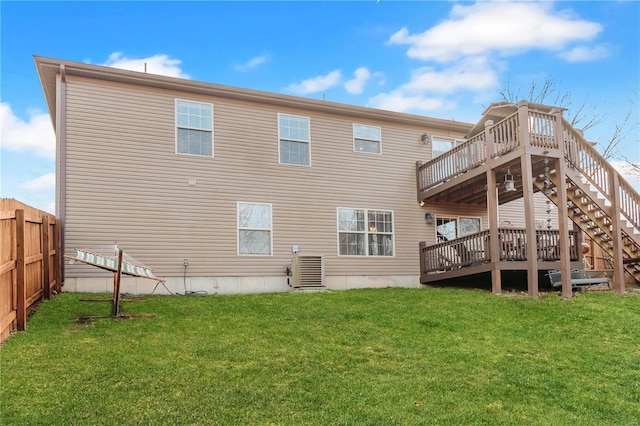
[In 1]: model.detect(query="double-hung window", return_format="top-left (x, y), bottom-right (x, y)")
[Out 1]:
top-left (431, 137), bottom-right (464, 158)
top-left (353, 124), bottom-right (381, 154)
top-left (176, 99), bottom-right (213, 156)
top-left (238, 202), bottom-right (272, 255)
top-left (279, 113), bottom-right (310, 166)
top-left (436, 216), bottom-right (481, 242)
top-left (337, 208), bottom-right (394, 256)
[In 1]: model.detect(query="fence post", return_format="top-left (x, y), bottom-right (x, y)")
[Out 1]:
top-left (16, 209), bottom-right (26, 331)
top-left (42, 215), bottom-right (51, 299)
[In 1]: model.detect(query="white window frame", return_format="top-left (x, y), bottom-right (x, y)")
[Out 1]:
top-left (436, 215), bottom-right (482, 242)
top-left (353, 124), bottom-right (382, 154)
top-left (175, 99), bottom-right (214, 157)
top-left (237, 202), bottom-right (273, 256)
top-left (431, 136), bottom-right (465, 159)
top-left (278, 113), bottom-right (311, 166)
top-left (337, 207), bottom-right (395, 257)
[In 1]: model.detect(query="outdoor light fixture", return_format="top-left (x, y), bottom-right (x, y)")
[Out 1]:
top-left (424, 212), bottom-right (434, 224)
top-left (504, 167), bottom-right (516, 192)
top-left (421, 133), bottom-right (431, 144)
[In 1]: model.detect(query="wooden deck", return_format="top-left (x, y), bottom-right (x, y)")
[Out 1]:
top-left (419, 228), bottom-right (581, 283)
top-left (416, 101), bottom-right (640, 297)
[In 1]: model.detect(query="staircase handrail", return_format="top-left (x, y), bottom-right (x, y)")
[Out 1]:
top-left (562, 117), bottom-right (640, 231)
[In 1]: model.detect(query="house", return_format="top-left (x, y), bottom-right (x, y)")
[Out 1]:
top-left (35, 56), bottom-right (639, 297)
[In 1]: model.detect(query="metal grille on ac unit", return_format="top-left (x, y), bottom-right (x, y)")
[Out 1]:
top-left (291, 255), bottom-right (325, 288)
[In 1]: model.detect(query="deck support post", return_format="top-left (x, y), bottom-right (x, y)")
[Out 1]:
top-left (555, 157), bottom-right (573, 298)
top-left (609, 172), bottom-right (625, 293)
top-left (521, 153), bottom-right (539, 298)
top-left (553, 110), bottom-right (573, 298)
top-left (487, 168), bottom-right (501, 294)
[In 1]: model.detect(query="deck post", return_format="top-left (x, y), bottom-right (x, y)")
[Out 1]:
top-left (555, 157), bottom-right (573, 298)
top-left (553, 110), bottom-right (573, 298)
top-left (520, 153), bottom-right (539, 297)
top-left (487, 168), bottom-right (501, 293)
top-left (419, 241), bottom-right (426, 284)
top-left (416, 161), bottom-right (424, 202)
top-left (484, 120), bottom-right (495, 159)
top-left (609, 172), bottom-right (625, 293)
top-left (517, 101), bottom-right (530, 147)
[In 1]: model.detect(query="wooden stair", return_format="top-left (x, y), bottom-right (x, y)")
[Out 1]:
top-left (534, 167), bottom-right (640, 283)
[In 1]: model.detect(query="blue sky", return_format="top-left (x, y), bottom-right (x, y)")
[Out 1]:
top-left (1, 0), bottom-right (639, 213)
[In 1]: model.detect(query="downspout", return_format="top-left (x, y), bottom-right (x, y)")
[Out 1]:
top-left (56, 64), bottom-right (66, 284)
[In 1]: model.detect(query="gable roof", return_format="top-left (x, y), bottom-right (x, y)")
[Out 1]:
top-left (34, 55), bottom-right (473, 134)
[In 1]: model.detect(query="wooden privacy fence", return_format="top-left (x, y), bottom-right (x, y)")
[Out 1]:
top-left (1, 200), bottom-right (61, 343)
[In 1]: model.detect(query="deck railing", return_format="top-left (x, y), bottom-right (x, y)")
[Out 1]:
top-left (417, 105), bottom-right (560, 194)
top-left (416, 132), bottom-right (486, 191)
top-left (419, 229), bottom-right (578, 274)
top-left (562, 118), bottom-right (640, 231)
top-left (491, 111), bottom-right (520, 157)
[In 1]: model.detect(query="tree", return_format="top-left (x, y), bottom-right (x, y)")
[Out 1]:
top-left (495, 76), bottom-right (639, 176)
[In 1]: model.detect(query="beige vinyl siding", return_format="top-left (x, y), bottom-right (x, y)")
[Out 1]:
top-left (63, 75), bottom-right (474, 279)
top-left (498, 192), bottom-right (561, 229)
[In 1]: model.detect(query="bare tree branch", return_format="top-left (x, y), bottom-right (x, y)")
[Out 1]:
top-left (497, 76), bottom-right (637, 164)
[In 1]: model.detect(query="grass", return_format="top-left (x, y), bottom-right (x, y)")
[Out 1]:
top-left (1, 288), bottom-right (639, 425)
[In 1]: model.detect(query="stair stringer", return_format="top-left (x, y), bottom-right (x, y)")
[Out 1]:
top-left (534, 168), bottom-right (640, 283)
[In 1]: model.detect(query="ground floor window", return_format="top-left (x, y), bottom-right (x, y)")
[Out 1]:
top-left (238, 202), bottom-right (272, 255)
top-left (436, 216), bottom-right (481, 242)
top-left (337, 208), bottom-right (394, 256)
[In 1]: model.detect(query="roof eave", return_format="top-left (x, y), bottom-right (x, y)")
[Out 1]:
top-left (33, 55), bottom-right (474, 134)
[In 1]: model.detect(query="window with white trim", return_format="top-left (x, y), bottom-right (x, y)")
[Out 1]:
top-left (353, 124), bottom-right (381, 154)
top-left (279, 113), bottom-right (310, 166)
top-left (176, 99), bottom-right (213, 156)
top-left (432, 137), bottom-right (464, 158)
top-left (238, 202), bottom-right (272, 255)
top-left (338, 208), bottom-right (394, 256)
top-left (436, 216), bottom-right (481, 242)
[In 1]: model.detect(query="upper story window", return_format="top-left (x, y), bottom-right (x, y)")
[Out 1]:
top-left (337, 208), bottom-right (394, 256)
top-left (279, 113), bottom-right (310, 166)
top-left (432, 137), bottom-right (464, 158)
top-left (238, 202), bottom-right (272, 256)
top-left (176, 99), bottom-right (213, 156)
top-left (353, 124), bottom-right (381, 154)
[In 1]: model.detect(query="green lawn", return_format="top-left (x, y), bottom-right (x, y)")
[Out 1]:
top-left (1, 288), bottom-right (639, 425)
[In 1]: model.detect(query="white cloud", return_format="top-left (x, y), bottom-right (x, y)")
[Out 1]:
top-left (389, 2), bottom-right (602, 63)
top-left (368, 91), bottom-right (453, 113)
top-left (286, 70), bottom-right (342, 95)
top-left (367, 57), bottom-right (496, 113)
top-left (402, 57), bottom-right (499, 94)
top-left (22, 173), bottom-right (55, 192)
top-left (558, 44), bottom-right (609, 63)
top-left (101, 52), bottom-right (189, 78)
top-left (345, 67), bottom-right (372, 94)
top-left (0, 103), bottom-right (55, 159)
top-left (235, 54), bottom-right (270, 71)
